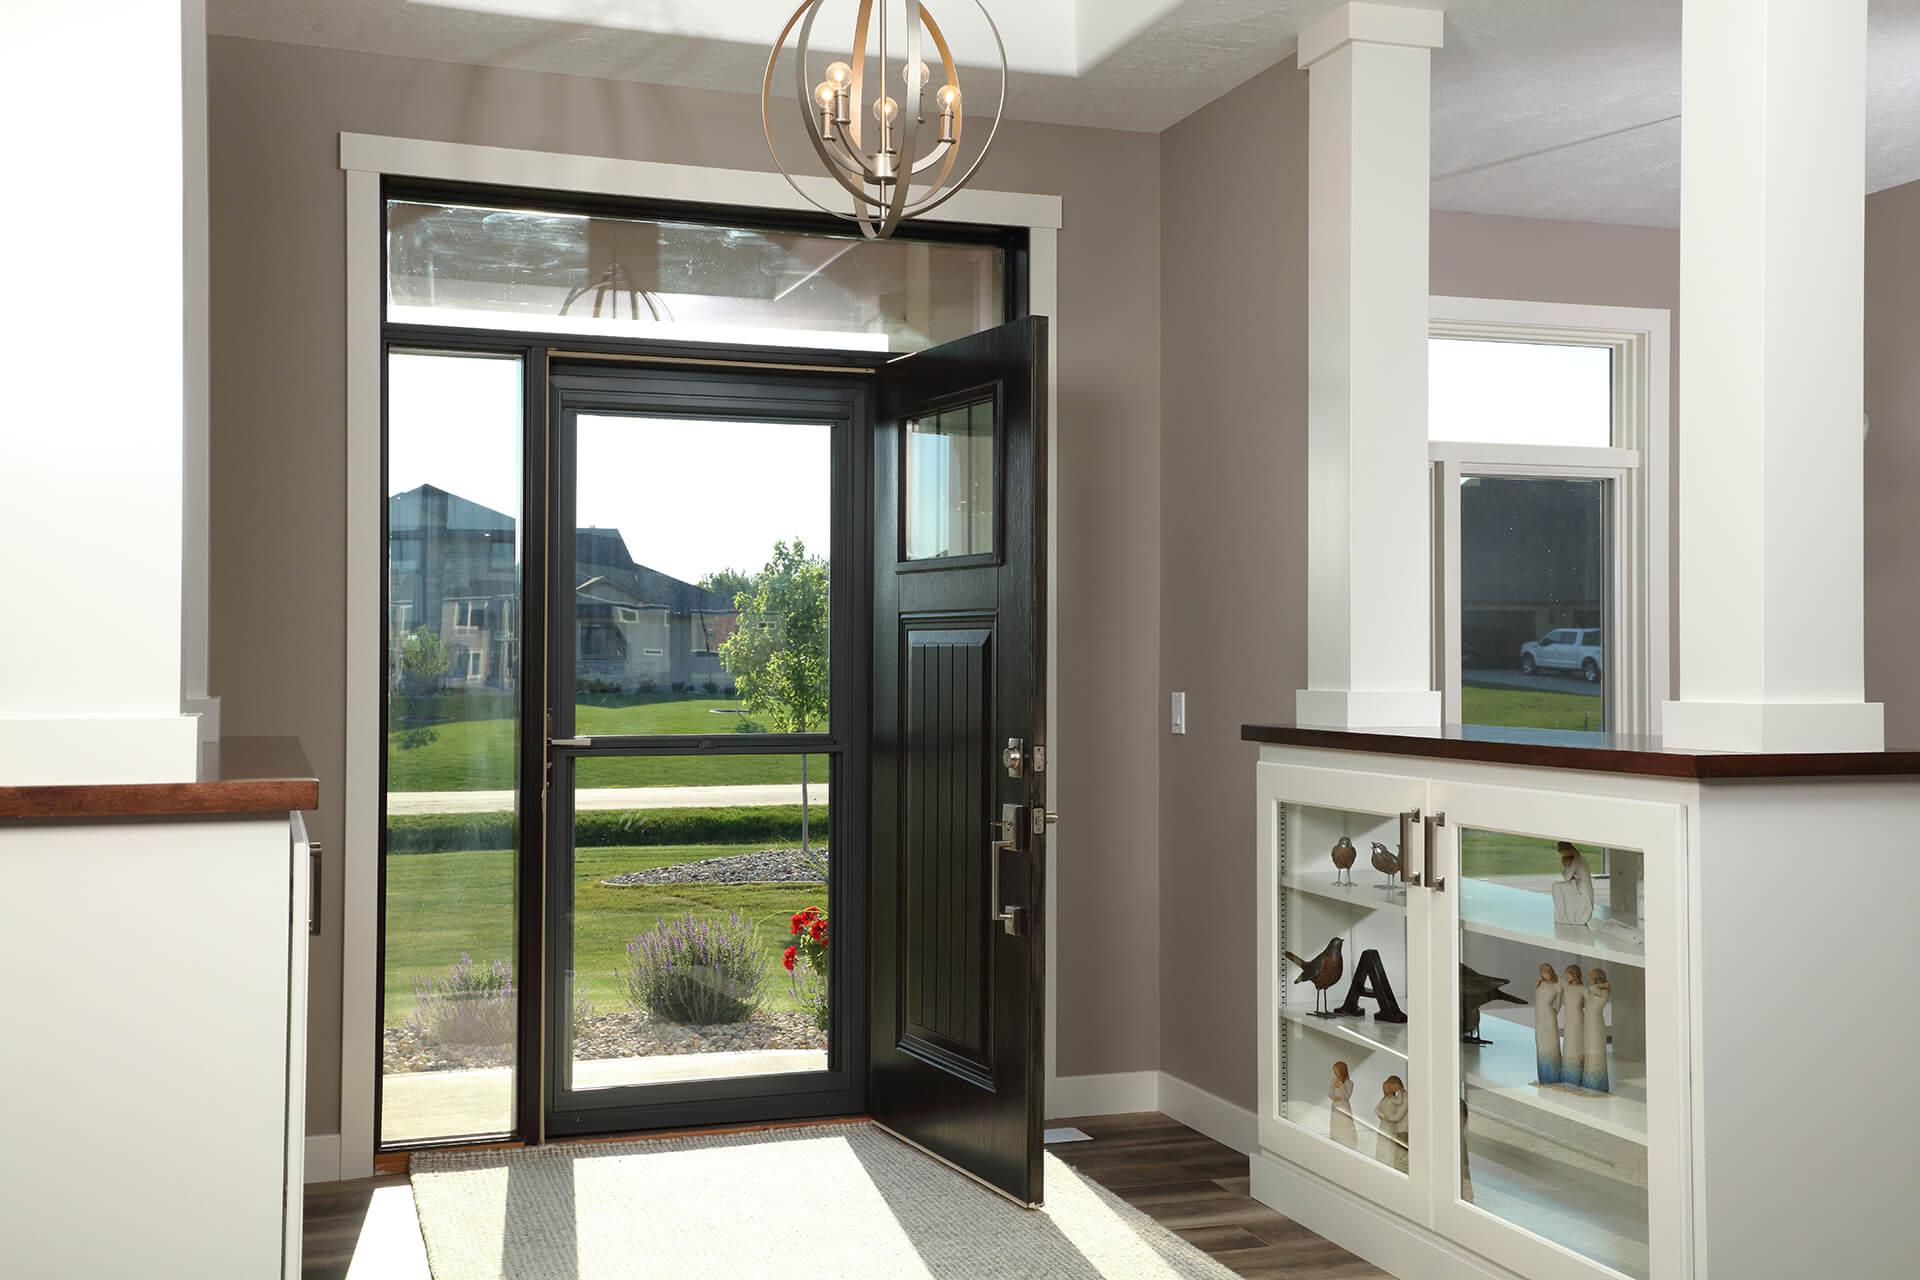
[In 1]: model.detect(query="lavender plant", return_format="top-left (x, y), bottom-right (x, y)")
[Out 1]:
top-left (623, 912), bottom-right (767, 1025)
top-left (407, 953), bottom-right (516, 1047)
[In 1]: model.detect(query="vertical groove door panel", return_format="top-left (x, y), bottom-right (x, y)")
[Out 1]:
top-left (900, 625), bottom-right (994, 1079)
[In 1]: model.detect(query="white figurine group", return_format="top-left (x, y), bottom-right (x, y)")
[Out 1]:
top-left (1328, 1061), bottom-right (1409, 1172)
top-left (1533, 963), bottom-right (1611, 1092)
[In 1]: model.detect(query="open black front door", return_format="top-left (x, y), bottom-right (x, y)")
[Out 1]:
top-left (870, 317), bottom-right (1049, 1205)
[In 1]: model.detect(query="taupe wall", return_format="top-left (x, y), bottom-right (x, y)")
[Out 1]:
top-left (1865, 178), bottom-right (1920, 745)
top-left (1156, 63), bottom-right (1310, 1106)
top-left (206, 35), bottom-right (1162, 1136)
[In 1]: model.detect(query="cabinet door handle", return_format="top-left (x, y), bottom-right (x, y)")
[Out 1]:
top-left (1400, 809), bottom-right (1422, 886)
top-left (308, 841), bottom-right (323, 935)
top-left (1421, 813), bottom-right (1448, 892)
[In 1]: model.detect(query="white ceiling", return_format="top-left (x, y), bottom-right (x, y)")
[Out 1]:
top-left (209, 0), bottom-right (1920, 228)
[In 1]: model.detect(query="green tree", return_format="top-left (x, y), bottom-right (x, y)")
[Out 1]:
top-left (719, 540), bottom-right (829, 864)
top-left (401, 626), bottom-right (450, 694)
top-left (698, 568), bottom-right (757, 602)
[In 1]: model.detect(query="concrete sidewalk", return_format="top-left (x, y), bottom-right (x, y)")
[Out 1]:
top-left (387, 782), bottom-right (830, 816)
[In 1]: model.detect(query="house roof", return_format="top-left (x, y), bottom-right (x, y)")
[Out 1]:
top-left (389, 484), bottom-right (736, 615)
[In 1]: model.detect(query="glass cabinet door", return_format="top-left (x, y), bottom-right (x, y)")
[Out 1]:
top-left (1257, 763), bottom-right (1433, 1221)
top-left (1429, 782), bottom-right (1688, 1280)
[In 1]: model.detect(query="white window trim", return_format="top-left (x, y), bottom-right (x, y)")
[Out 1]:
top-left (340, 133), bottom-right (1062, 1179)
top-left (1429, 296), bottom-right (1671, 739)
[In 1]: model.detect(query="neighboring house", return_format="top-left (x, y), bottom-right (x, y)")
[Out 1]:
top-left (387, 484), bottom-right (738, 694)
top-left (572, 528), bottom-right (740, 692)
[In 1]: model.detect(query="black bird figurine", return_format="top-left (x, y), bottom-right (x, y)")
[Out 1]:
top-left (1285, 937), bottom-right (1346, 1017)
top-left (1330, 836), bottom-right (1358, 886)
top-left (1370, 840), bottom-right (1402, 891)
top-left (1459, 963), bottom-right (1527, 1044)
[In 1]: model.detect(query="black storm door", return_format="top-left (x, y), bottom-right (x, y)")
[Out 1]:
top-left (869, 317), bottom-right (1050, 1205)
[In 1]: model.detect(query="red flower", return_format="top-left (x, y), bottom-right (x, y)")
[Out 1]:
top-left (782, 945), bottom-right (798, 972)
top-left (808, 920), bottom-right (828, 946)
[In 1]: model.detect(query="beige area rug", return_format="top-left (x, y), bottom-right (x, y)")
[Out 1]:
top-left (409, 1122), bottom-right (1241, 1280)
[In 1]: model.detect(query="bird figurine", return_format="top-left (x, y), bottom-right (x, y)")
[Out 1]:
top-left (1459, 963), bottom-right (1526, 1044)
top-left (1370, 840), bottom-right (1402, 891)
top-left (1284, 936), bottom-right (1346, 1017)
top-left (1330, 836), bottom-right (1358, 886)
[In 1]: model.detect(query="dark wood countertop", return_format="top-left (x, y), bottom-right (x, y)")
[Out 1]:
top-left (0, 736), bottom-right (319, 820)
top-left (1241, 722), bottom-right (1920, 780)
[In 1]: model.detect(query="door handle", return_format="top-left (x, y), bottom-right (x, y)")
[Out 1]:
top-left (1420, 811), bottom-right (1448, 892)
top-left (1398, 809), bottom-right (1421, 887)
top-left (990, 804), bottom-right (1026, 936)
top-left (549, 737), bottom-right (592, 748)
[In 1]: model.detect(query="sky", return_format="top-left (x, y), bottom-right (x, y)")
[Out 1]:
top-left (387, 352), bottom-right (833, 585)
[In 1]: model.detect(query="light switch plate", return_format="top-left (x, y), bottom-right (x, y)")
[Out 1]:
top-left (1171, 691), bottom-right (1186, 735)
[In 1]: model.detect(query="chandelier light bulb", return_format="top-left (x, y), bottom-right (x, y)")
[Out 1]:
top-left (825, 60), bottom-right (854, 87)
top-left (936, 83), bottom-right (962, 111)
top-left (909, 60), bottom-right (932, 88)
top-left (814, 81), bottom-right (838, 109)
top-left (874, 95), bottom-right (900, 124)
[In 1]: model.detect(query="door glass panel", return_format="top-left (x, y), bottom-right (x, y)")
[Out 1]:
top-left (1456, 827), bottom-right (1649, 1280)
top-left (562, 756), bottom-right (832, 1091)
top-left (572, 416), bottom-right (830, 734)
top-left (1276, 801), bottom-right (1413, 1175)
top-left (382, 350), bottom-right (524, 1145)
top-left (387, 200), bottom-right (1005, 352)
top-left (905, 398), bottom-right (995, 561)
top-left (1461, 476), bottom-right (1610, 736)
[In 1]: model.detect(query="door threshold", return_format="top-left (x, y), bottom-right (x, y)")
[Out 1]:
top-left (373, 1114), bottom-right (870, 1175)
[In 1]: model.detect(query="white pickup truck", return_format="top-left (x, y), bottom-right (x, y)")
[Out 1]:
top-left (1519, 628), bottom-right (1603, 683)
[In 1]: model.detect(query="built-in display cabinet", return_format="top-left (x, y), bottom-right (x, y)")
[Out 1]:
top-left (1245, 728), bottom-right (1920, 1280)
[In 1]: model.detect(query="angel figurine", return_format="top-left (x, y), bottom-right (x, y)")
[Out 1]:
top-left (1552, 841), bottom-right (1596, 926)
top-left (1581, 968), bottom-right (1612, 1092)
top-left (1374, 1076), bottom-right (1409, 1173)
top-left (1328, 1061), bottom-right (1357, 1147)
top-left (1532, 963), bottom-right (1563, 1085)
top-left (1559, 964), bottom-right (1588, 1088)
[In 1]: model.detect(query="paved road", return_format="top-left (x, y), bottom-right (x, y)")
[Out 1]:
top-left (387, 782), bottom-right (830, 816)
top-left (1463, 668), bottom-right (1601, 695)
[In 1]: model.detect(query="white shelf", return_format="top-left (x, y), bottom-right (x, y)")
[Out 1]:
top-left (1281, 1006), bottom-right (1648, 1146)
top-left (1282, 868), bottom-right (1645, 969)
top-left (1458, 878), bottom-right (1647, 969)
top-left (1280, 1003), bottom-right (1409, 1060)
top-left (1281, 867), bottom-right (1409, 915)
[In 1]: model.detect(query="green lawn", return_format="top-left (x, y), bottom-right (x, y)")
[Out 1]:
top-left (387, 697), bottom-right (821, 791)
top-left (1462, 683), bottom-right (1604, 732)
top-left (384, 842), bottom-right (827, 1027)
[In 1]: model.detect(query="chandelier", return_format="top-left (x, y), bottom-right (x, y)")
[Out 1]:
top-left (763, 1), bottom-right (1006, 239)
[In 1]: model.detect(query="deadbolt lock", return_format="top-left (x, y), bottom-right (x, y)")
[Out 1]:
top-left (1003, 737), bottom-right (1026, 777)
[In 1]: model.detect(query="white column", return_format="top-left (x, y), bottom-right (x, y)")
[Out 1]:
top-left (0, 2), bottom-right (203, 782)
top-left (1662, 0), bottom-right (1884, 752)
top-left (1295, 3), bottom-right (1445, 730)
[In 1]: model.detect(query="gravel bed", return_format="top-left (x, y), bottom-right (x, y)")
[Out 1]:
top-left (384, 1009), bottom-right (827, 1075)
top-left (601, 847), bottom-right (828, 887)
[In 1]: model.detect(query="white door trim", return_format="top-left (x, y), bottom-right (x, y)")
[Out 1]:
top-left (339, 133), bottom-right (1062, 1179)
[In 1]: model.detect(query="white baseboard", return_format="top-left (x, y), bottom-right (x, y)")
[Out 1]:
top-left (1047, 1071), bottom-right (1160, 1120)
top-left (305, 1133), bottom-right (342, 1184)
top-left (1048, 1070), bottom-right (1259, 1163)
top-left (1156, 1073), bottom-right (1258, 1156)
top-left (1250, 1150), bottom-right (1520, 1280)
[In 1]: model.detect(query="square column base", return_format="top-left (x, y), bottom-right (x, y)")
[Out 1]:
top-left (1660, 700), bottom-right (1885, 753)
top-left (1295, 688), bottom-right (1442, 731)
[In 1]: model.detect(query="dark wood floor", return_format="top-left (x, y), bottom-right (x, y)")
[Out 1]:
top-left (304, 1111), bottom-right (1386, 1279)
top-left (1049, 1114), bottom-right (1386, 1279)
